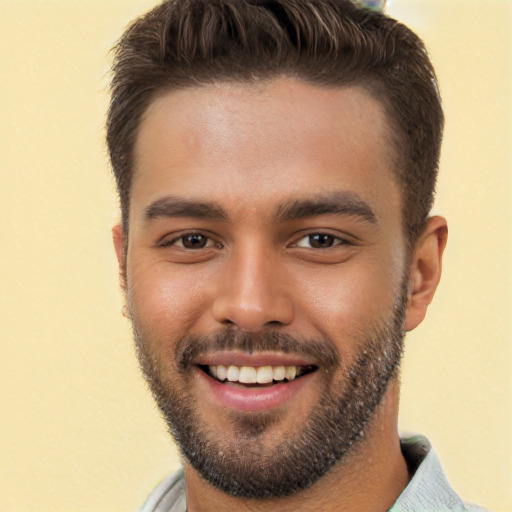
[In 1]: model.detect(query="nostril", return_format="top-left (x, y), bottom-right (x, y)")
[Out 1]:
top-left (267, 320), bottom-right (284, 326)
top-left (211, 283), bottom-right (294, 331)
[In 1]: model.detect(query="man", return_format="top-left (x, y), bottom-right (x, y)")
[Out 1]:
top-left (107, 1), bottom-right (488, 510)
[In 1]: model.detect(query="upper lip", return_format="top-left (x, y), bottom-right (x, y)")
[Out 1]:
top-left (195, 351), bottom-right (315, 367)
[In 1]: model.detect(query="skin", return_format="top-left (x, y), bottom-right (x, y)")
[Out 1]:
top-left (113, 79), bottom-right (447, 512)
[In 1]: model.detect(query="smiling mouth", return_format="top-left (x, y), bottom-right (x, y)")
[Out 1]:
top-left (199, 364), bottom-right (317, 387)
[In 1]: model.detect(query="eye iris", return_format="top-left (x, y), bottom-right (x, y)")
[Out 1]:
top-left (310, 234), bottom-right (334, 248)
top-left (182, 234), bottom-right (207, 249)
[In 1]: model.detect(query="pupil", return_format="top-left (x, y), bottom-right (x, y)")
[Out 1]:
top-left (183, 234), bottom-right (206, 249)
top-left (310, 234), bottom-right (333, 248)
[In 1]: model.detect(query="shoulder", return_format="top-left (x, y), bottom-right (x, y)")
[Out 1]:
top-left (136, 469), bottom-right (186, 512)
top-left (464, 505), bottom-right (492, 512)
top-left (392, 434), bottom-right (492, 512)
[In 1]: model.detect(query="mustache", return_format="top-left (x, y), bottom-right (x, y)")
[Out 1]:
top-left (174, 329), bottom-right (340, 371)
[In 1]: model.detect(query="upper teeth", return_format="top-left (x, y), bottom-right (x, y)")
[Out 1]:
top-left (209, 365), bottom-right (299, 384)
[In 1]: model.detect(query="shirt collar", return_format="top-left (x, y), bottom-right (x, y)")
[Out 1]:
top-left (391, 434), bottom-right (468, 512)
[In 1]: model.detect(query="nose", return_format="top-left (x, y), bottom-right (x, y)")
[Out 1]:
top-left (211, 245), bottom-right (294, 331)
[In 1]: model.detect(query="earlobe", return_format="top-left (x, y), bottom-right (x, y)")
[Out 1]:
top-left (404, 216), bottom-right (448, 331)
top-left (112, 223), bottom-right (127, 293)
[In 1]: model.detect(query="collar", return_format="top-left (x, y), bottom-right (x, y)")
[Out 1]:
top-left (390, 434), bottom-right (468, 511)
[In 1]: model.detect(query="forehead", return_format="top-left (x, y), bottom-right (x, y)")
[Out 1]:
top-left (131, 79), bottom-right (399, 224)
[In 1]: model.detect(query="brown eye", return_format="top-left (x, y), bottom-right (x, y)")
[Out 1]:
top-left (160, 232), bottom-right (222, 250)
top-left (294, 232), bottom-right (354, 250)
top-left (181, 233), bottom-right (209, 249)
top-left (309, 234), bottom-right (335, 248)
top-left (296, 233), bottom-right (343, 249)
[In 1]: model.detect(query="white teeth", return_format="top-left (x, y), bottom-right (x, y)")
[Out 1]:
top-left (226, 365), bottom-right (240, 382)
top-left (216, 365), bottom-right (227, 381)
top-left (208, 364), bottom-right (305, 384)
top-left (273, 366), bottom-right (286, 381)
top-left (239, 366), bottom-right (257, 384)
top-left (256, 366), bottom-right (273, 384)
top-left (285, 366), bottom-right (297, 381)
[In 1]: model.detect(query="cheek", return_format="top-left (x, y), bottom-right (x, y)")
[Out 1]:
top-left (127, 258), bottom-right (209, 343)
top-left (296, 260), bottom-right (402, 339)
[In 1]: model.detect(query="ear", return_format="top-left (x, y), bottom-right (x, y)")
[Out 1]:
top-left (112, 223), bottom-right (127, 293)
top-left (404, 216), bottom-right (448, 331)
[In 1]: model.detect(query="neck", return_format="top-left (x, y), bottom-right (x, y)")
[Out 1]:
top-left (184, 381), bottom-right (409, 512)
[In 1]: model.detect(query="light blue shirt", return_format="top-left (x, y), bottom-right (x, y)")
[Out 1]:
top-left (390, 435), bottom-right (489, 512)
top-left (137, 435), bottom-right (489, 512)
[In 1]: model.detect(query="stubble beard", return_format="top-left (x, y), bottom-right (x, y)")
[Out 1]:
top-left (130, 281), bottom-right (407, 499)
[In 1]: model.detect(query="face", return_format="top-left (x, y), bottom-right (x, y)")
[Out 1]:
top-left (119, 80), bottom-right (410, 497)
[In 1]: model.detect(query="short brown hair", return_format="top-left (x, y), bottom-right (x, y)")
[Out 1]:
top-left (107, 0), bottom-right (443, 245)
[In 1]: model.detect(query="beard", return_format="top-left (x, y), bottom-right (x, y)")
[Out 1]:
top-left (130, 280), bottom-right (407, 499)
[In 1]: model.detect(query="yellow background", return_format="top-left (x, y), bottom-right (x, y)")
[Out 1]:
top-left (0, 0), bottom-right (510, 510)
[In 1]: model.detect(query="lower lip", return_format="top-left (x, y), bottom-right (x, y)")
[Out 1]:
top-left (196, 368), bottom-right (316, 412)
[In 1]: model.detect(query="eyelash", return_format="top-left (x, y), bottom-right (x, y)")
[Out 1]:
top-left (160, 232), bottom-right (222, 250)
top-left (159, 232), bottom-right (350, 250)
top-left (293, 233), bottom-right (350, 249)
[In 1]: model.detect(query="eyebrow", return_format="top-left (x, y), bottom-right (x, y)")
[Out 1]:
top-left (275, 192), bottom-right (378, 224)
top-left (144, 196), bottom-right (228, 222)
top-left (143, 191), bottom-right (377, 225)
